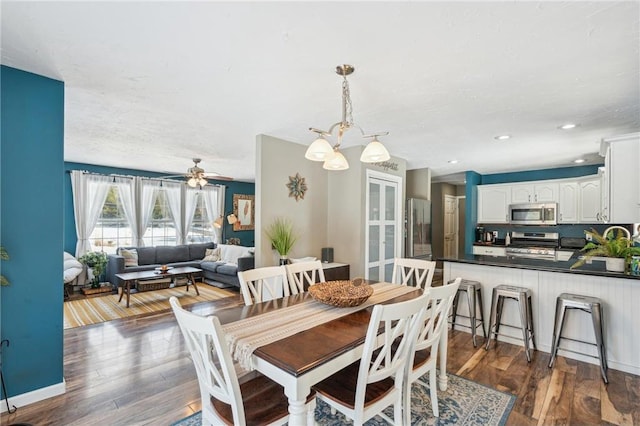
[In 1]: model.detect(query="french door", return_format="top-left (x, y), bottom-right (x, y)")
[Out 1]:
top-left (365, 170), bottom-right (402, 281)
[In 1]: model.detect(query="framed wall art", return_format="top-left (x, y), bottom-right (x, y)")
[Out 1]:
top-left (233, 194), bottom-right (255, 231)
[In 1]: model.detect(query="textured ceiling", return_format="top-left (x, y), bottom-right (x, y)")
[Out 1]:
top-left (2, 1), bottom-right (639, 183)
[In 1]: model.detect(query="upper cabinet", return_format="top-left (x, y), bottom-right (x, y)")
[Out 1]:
top-left (578, 177), bottom-right (602, 223)
top-left (558, 182), bottom-right (579, 223)
top-left (477, 184), bottom-right (511, 223)
top-left (601, 133), bottom-right (640, 223)
top-left (511, 182), bottom-right (558, 203)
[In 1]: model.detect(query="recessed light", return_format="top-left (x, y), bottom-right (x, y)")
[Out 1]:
top-left (574, 158), bottom-right (586, 164)
top-left (559, 123), bottom-right (578, 130)
top-left (448, 160), bottom-right (458, 164)
top-left (494, 135), bottom-right (511, 140)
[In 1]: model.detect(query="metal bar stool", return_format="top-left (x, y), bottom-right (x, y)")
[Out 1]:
top-left (448, 279), bottom-right (487, 347)
top-left (548, 293), bottom-right (608, 383)
top-left (485, 285), bottom-right (536, 362)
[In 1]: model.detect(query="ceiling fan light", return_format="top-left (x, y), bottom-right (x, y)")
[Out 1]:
top-left (360, 138), bottom-right (390, 163)
top-left (198, 178), bottom-right (207, 186)
top-left (323, 150), bottom-right (349, 170)
top-left (187, 177), bottom-right (198, 187)
top-left (305, 136), bottom-right (334, 161)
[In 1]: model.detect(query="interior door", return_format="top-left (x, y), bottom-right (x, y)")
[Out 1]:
top-left (365, 171), bottom-right (402, 282)
top-left (444, 194), bottom-right (458, 258)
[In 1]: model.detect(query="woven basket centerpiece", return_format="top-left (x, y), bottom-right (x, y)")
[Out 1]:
top-left (309, 279), bottom-right (373, 307)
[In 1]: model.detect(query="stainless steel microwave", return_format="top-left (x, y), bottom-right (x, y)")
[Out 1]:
top-left (509, 203), bottom-right (557, 225)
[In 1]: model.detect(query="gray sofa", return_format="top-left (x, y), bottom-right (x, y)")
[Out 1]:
top-left (106, 242), bottom-right (254, 290)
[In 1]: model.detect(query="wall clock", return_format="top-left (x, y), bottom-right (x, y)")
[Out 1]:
top-left (286, 172), bottom-right (307, 201)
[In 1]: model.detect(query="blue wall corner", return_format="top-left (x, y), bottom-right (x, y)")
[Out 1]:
top-left (464, 171), bottom-right (482, 254)
top-left (1, 66), bottom-right (65, 397)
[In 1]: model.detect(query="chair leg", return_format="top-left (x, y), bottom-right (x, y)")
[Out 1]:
top-left (429, 366), bottom-right (439, 418)
top-left (404, 379), bottom-right (412, 426)
top-left (548, 297), bottom-right (563, 368)
top-left (467, 285), bottom-right (477, 347)
top-left (517, 295), bottom-right (531, 362)
top-left (591, 304), bottom-right (608, 384)
top-left (495, 295), bottom-right (505, 336)
top-left (477, 287), bottom-right (487, 339)
top-left (527, 294), bottom-right (536, 350)
top-left (485, 289), bottom-right (499, 351)
top-left (451, 291), bottom-right (460, 331)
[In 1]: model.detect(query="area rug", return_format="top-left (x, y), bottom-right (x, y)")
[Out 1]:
top-left (171, 373), bottom-right (515, 425)
top-left (64, 285), bottom-right (236, 329)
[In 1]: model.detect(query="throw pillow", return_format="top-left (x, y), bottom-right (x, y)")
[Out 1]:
top-left (120, 248), bottom-right (139, 267)
top-left (202, 247), bottom-right (221, 262)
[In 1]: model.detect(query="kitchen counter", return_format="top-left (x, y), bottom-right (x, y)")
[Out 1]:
top-left (441, 254), bottom-right (640, 376)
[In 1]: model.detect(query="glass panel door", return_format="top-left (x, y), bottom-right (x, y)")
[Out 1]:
top-left (365, 172), bottom-right (401, 282)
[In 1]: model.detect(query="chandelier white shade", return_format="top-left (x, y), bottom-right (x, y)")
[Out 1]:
top-left (307, 64), bottom-right (390, 170)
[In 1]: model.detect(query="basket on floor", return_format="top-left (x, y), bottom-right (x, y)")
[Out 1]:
top-left (136, 279), bottom-right (172, 292)
top-left (309, 279), bottom-right (372, 307)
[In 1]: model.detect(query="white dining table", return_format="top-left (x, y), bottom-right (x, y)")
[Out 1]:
top-left (216, 282), bottom-right (450, 426)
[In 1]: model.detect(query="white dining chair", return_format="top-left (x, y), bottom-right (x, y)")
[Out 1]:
top-left (312, 293), bottom-right (429, 425)
top-left (285, 260), bottom-right (326, 294)
top-left (238, 266), bottom-right (289, 305)
top-left (403, 277), bottom-right (461, 424)
top-left (391, 257), bottom-right (436, 290)
top-left (169, 297), bottom-right (315, 426)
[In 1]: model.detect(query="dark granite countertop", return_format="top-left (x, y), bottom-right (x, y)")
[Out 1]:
top-left (440, 253), bottom-right (640, 280)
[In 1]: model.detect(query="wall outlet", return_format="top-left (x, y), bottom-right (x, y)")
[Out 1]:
top-left (586, 234), bottom-right (592, 241)
top-left (492, 231), bottom-right (498, 239)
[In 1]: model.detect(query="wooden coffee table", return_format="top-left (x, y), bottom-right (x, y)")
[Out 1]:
top-left (116, 266), bottom-right (201, 308)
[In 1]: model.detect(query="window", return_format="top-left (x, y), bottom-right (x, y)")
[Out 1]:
top-left (90, 186), bottom-right (133, 254)
top-left (186, 192), bottom-right (214, 243)
top-left (144, 189), bottom-right (178, 246)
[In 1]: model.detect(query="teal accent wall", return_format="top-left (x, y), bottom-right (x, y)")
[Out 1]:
top-left (63, 163), bottom-right (255, 253)
top-left (481, 164), bottom-right (602, 185)
top-left (1, 66), bottom-right (64, 398)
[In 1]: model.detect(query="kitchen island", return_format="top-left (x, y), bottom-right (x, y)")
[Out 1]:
top-left (441, 254), bottom-right (639, 375)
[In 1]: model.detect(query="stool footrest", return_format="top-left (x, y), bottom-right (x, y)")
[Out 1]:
top-left (555, 346), bottom-right (601, 360)
top-left (558, 335), bottom-right (598, 347)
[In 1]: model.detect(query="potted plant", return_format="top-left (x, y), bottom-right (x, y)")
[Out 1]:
top-left (1, 246), bottom-right (9, 286)
top-left (79, 251), bottom-right (108, 288)
top-left (571, 226), bottom-right (640, 272)
top-left (265, 217), bottom-right (298, 265)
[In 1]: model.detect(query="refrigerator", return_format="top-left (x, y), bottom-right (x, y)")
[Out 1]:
top-left (405, 198), bottom-right (432, 260)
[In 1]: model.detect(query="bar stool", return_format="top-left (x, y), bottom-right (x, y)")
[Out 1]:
top-left (448, 279), bottom-right (487, 347)
top-left (548, 293), bottom-right (608, 383)
top-left (485, 285), bottom-right (536, 362)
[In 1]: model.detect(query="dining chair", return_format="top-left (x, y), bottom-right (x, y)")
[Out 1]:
top-left (312, 293), bottom-right (430, 425)
top-left (170, 297), bottom-right (315, 426)
top-left (391, 257), bottom-right (436, 290)
top-left (403, 277), bottom-right (461, 424)
top-left (238, 266), bottom-right (289, 305)
top-left (285, 260), bottom-right (326, 294)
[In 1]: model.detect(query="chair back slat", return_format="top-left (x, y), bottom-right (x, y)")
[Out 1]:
top-left (285, 260), bottom-right (326, 294)
top-left (238, 266), bottom-right (289, 305)
top-left (391, 258), bottom-right (436, 289)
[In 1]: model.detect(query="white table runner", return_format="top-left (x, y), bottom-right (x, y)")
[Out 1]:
top-left (222, 282), bottom-right (418, 370)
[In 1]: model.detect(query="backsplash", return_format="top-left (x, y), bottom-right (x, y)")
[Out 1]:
top-left (478, 223), bottom-right (635, 241)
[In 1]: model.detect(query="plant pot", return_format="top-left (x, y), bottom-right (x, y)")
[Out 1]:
top-left (605, 257), bottom-right (625, 272)
top-left (279, 256), bottom-right (290, 266)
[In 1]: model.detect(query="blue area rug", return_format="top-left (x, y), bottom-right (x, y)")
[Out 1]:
top-left (172, 373), bottom-right (515, 425)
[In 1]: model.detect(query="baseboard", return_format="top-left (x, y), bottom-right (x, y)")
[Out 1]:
top-left (0, 379), bottom-right (66, 413)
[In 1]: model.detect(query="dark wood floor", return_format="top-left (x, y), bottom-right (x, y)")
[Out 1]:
top-left (2, 290), bottom-right (639, 426)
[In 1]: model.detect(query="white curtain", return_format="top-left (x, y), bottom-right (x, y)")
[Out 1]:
top-left (112, 176), bottom-right (137, 246)
top-left (71, 171), bottom-right (112, 256)
top-left (183, 187), bottom-right (199, 245)
top-left (163, 181), bottom-right (184, 244)
top-left (202, 185), bottom-right (224, 243)
top-left (138, 179), bottom-right (162, 246)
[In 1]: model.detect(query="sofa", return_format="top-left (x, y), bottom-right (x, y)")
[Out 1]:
top-left (106, 242), bottom-right (254, 290)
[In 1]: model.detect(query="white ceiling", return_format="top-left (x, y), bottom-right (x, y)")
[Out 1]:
top-left (2, 1), bottom-right (639, 183)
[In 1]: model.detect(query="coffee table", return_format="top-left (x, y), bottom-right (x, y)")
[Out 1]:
top-left (116, 266), bottom-right (201, 308)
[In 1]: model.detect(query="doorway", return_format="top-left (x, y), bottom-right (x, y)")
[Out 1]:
top-left (365, 170), bottom-right (402, 281)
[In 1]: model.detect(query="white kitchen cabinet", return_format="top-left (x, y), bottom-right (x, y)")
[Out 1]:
top-left (602, 133), bottom-right (640, 223)
top-left (510, 182), bottom-right (558, 204)
top-left (472, 245), bottom-right (506, 256)
top-left (578, 178), bottom-right (602, 223)
top-left (558, 182), bottom-right (579, 223)
top-left (477, 184), bottom-right (510, 223)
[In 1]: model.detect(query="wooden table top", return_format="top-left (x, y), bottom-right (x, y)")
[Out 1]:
top-left (115, 266), bottom-right (202, 280)
top-left (216, 286), bottom-right (422, 377)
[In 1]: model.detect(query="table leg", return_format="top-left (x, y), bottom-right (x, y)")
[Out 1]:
top-left (438, 324), bottom-right (449, 391)
top-left (286, 396), bottom-right (309, 426)
top-left (189, 273), bottom-right (200, 296)
top-left (118, 283), bottom-right (124, 302)
top-left (126, 280), bottom-right (131, 308)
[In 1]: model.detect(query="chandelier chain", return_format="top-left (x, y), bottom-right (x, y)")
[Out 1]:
top-left (342, 75), bottom-right (354, 127)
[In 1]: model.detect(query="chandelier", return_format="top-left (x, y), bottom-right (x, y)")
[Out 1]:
top-left (305, 64), bottom-right (390, 170)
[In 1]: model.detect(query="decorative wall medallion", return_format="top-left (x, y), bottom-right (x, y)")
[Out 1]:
top-left (286, 172), bottom-right (307, 201)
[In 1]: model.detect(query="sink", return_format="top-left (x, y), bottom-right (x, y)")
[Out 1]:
top-left (555, 250), bottom-right (575, 262)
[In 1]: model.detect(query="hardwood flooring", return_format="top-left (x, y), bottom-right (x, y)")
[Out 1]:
top-left (2, 288), bottom-right (639, 426)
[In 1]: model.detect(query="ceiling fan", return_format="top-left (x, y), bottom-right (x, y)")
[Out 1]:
top-left (164, 158), bottom-right (233, 187)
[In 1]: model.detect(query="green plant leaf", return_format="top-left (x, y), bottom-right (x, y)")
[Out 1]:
top-left (265, 218), bottom-right (298, 256)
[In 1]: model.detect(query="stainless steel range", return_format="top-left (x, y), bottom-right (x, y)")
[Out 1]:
top-left (506, 231), bottom-right (559, 260)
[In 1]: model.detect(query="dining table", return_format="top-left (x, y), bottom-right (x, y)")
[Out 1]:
top-left (214, 281), bottom-right (451, 426)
